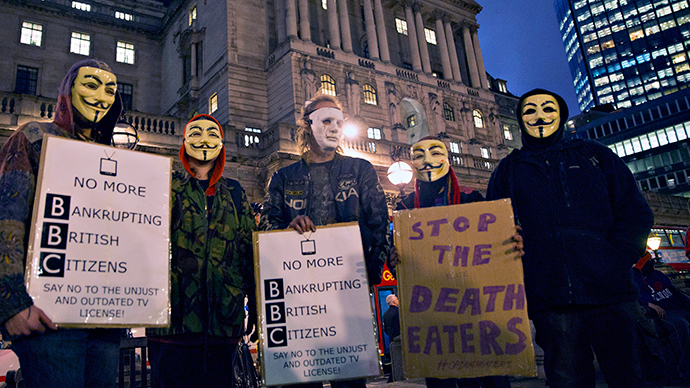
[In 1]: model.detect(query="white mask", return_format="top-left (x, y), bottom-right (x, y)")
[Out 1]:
top-left (309, 107), bottom-right (344, 152)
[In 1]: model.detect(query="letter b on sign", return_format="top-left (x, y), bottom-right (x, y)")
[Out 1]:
top-left (266, 302), bottom-right (286, 324)
top-left (40, 222), bottom-right (68, 250)
top-left (265, 278), bottom-right (284, 300)
top-left (43, 194), bottom-right (71, 220)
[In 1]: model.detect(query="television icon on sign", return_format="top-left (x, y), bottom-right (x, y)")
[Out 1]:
top-left (100, 158), bottom-right (117, 176)
top-left (301, 240), bottom-right (315, 255)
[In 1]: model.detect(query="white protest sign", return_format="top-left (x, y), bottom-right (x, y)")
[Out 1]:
top-left (26, 135), bottom-right (171, 327)
top-left (254, 222), bottom-right (381, 386)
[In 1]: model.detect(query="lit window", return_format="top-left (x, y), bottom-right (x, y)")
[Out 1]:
top-left (473, 110), bottom-right (484, 128)
top-left (407, 114), bottom-right (416, 127)
top-left (244, 127), bottom-right (261, 146)
top-left (189, 5), bottom-right (197, 26)
top-left (70, 31), bottom-right (90, 56)
top-left (320, 74), bottom-right (336, 96)
top-left (116, 41), bottom-right (135, 65)
top-left (424, 28), bottom-right (437, 45)
top-left (395, 18), bottom-right (407, 35)
top-left (20, 22), bottom-right (42, 46)
top-left (72, 1), bottom-right (91, 11)
top-left (480, 147), bottom-right (490, 159)
top-left (443, 103), bottom-right (455, 121)
top-left (322, 0), bottom-right (327, 10)
top-left (449, 142), bottom-right (460, 154)
top-left (367, 127), bottom-right (381, 140)
top-left (209, 93), bottom-right (218, 114)
top-left (115, 11), bottom-right (133, 21)
top-left (503, 125), bottom-right (513, 141)
top-left (363, 84), bottom-right (377, 105)
top-left (15, 65), bottom-right (39, 95)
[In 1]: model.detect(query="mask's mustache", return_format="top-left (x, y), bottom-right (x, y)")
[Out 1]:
top-left (529, 118), bottom-right (554, 126)
top-left (83, 99), bottom-right (111, 110)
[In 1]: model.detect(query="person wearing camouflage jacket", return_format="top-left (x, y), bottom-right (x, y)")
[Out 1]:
top-left (147, 114), bottom-right (256, 388)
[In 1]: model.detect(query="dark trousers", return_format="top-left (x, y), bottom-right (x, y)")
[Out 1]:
top-left (425, 376), bottom-right (510, 388)
top-left (149, 339), bottom-right (238, 388)
top-left (531, 302), bottom-right (646, 388)
top-left (659, 307), bottom-right (690, 378)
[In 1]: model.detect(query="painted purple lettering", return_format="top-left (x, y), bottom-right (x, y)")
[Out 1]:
top-left (453, 246), bottom-right (469, 267)
top-left (483, 285), bottom-right (506, 312)
top-left (434, 288), bottom-right (459, 312)
top-left (408, 326), bottom-right (421, 353)
top-left (423, 326), bottom-right (443, 355)
top-left (409, 285), bottom-right (432, 313)
top-left (472, 244), bottom-right (491, 266)
top-left (479, 320), bottom-right (503, 356)
top-left (433, 245), bottom-right (452, 264)
top-left (458, 288), bottom-right (481, 315)
top-left (477, 213), bottom-right (497, 232)
top-left (443, 325), bottom-right (458, 354)
top-left (410, 222), bottom-right (423, 240)
top-left (505, 317), bottom-right (527, 355)
top-left (460, 323), bottom-right (474, 353)
top-left (503, 284), bottom-right (526, 311)
top-left (452, 216), bottom-right (469, 232)
top-left (427, 218), bottom-right (448, 236)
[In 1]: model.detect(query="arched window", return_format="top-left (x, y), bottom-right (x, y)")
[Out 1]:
top-left (363, 84), bottom-right (377, 105)
top-left (443, 103), bottom-right (455, 121)
top-left (320, 74), bottom-right (336, 96)
top-left (473, 109), bottom-right (484, 128)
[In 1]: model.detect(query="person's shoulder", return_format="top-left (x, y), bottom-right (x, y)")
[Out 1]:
top-left (15, 121), bottom-right (64, 143)
top-left (275, 158), bottom-right (306, 175)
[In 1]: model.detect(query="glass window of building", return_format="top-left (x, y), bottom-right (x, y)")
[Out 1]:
top-left (363, 84), bottom-right (377, 105)
top-left (443, 103), bottom-right (455, 121)
top-left (70, 31), bottom-right (90, 56)
top-left (480, 147), bottom-right (490, 159)
top-left (116, 41), bottom-right (135, 64)
top-left (209, 93), bottom-right (218, 114)
top-left (395, 18), bottom-right (407, 35)
top-left (14, 65), bottom-right (38, 95)
top-left (320, 74), bottom-right (336, 96)
top-left (72, 1), bottom-right (91, 11)
top-left (449, 141), bottom-right (460, 154)
top-left (424, 28), bottom-right (437, 45)
top-left (115, 11), bottom-right (134, 21)
top-left (118, 82), bottom-right (133, 111)
top-left (503, 125), bottom-right (513, 140)
top-left (189, 5), bottom-right (197, 25)
top-left (367, 127), bottom-right (381, 140)
top-left (322, 0), bottom-right (327, 10)
top-left (407, 114), bottom-right (416, 127)
top-left (473, 110), bottom-right (484, 128)
top-left (20, 21), bottom-right (42, 46)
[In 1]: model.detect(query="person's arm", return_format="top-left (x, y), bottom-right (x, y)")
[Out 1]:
top-left (633, 272), bottom-right (654, 307)
top-left (358, 161), bottom-right (389, 286)
top-left (0, 129), bottom-right (56, 334)
top-left (259, 171), bottom-right (289, 231)
top-left (234, 184), bottom-right (259, 340)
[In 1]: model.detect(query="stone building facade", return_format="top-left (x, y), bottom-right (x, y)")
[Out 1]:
top-left (0, 0), bottom-right (509, 207)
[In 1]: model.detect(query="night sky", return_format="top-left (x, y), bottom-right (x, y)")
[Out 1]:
top-left (476, 0), bottom-right (582, 116)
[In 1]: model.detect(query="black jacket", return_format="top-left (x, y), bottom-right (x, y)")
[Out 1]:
top-left (486, 89), bottom-right (654, 312)
top-left (261, 154), bottom-right (389, 286)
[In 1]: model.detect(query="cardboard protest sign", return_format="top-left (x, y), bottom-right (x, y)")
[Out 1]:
top-left (254, 222), bottom-right (381, 386)
top-left (393, 199), bottom-right (536, 378)
top-left (26, 135), bottom-right (171, 327)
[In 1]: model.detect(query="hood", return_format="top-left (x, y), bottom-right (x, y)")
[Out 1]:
top-left (53, 59), bottom-right (123, 145)
top-left (179, 114), bottom-right (226, 196)
top-left (517, 88), bottom-right (569, 151)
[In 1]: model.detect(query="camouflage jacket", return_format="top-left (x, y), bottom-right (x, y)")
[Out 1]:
top-left (148, 171), bottom-right (256, 338)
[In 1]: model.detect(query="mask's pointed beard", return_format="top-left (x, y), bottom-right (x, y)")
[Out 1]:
top-left (426, 171), bottom-right (432, 181)
top-left (93, 111), bottom-right (100, 122)
top-left (203, 150), bottom-right (207, 160)
top-left (539, 128), bottom-right (544, 138)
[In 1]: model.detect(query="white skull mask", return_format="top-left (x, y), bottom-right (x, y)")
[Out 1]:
top-left (309, 107), bottom-right (344, 152)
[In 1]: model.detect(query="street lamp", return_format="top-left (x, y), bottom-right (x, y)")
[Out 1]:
top-left (387, 161), bottom-right (413, 197)
top-left (111, 121), bottom-right (139, 150)
top-left (647, 235), bottom-right (662, 260)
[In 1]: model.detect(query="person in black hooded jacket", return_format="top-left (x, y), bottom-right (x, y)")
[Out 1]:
top-left (486, 89), bottom-right (654, 388)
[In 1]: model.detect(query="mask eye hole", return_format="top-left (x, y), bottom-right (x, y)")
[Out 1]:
top-left (322, 119), bottom-right (332, 125)
top-left (543, 107), bottom-right (557, 113)
top-left (523, 108), bottom-right (536, 115)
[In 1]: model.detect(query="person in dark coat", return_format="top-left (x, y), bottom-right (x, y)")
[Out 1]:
top-left (383, 294), bottom-right (400, 340)
top-left (486, 89), bottom-right (654, 388)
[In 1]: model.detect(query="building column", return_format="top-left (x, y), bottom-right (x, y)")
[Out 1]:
top-left (472, 26), bottom-right (489, 89)
top-left (433, 12), bottom-right (452, 81)
top-left (462, 23), bottom-right (480, 88)
top-left (403, 1), bottom-right (422, 72)
top-left (413, 3), bottom-right (431, 74)
top-left (363, 0), bottom-right (379, 60)
top-left (299, 0), bottom-right (311, 41)
top-left (275, 0), bottom-right (286, 44)
top-left (286, 0), bottom-right (298, 39)
top-left (444, 19), bottom-right (462, 82)
top-left (191, 42), bottom-right (197, 78)
top-left (327, 0), bottom-right (340, 49)
top-left (338, 0), bottom-right (353, 52)
top-left (374, 0), bottom-right (390, 62)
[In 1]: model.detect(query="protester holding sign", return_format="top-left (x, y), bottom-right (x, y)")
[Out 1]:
top-left (0, 59), bottom-right (124, 388)
top-left (146, 114), bottom-right (257, 388)
top-left (261, 94), bottom-right (389, 388)
top-left (392, 137), bottom-right (521, 388)
top-left (486, 89), bottom-right (654, 388)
